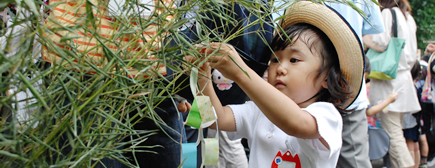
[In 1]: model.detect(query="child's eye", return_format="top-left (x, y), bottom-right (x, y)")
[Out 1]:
top-left (290, 58), bottom-right (299, 63)
top-left (271, 58), bottom-right (279, 63)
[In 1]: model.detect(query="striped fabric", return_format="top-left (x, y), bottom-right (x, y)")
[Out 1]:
top-left (42, 0), bottom-right (173, 78)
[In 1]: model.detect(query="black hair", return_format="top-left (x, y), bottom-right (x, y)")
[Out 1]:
top-left (422, 53), bottom-right (431, 63)
top-left (411, 60), bottom-right (427, 82)
top-left (270, 23), bottom-right (351, 113)
top-left (410, 60), bottom-right (421, 80)
top-left (364, 56), bottom-right (371, 74)
top-left (420, 64), bottom-right (428, 82)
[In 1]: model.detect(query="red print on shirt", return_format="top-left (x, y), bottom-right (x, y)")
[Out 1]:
top-left (271, 151), bottom-right (301, 168)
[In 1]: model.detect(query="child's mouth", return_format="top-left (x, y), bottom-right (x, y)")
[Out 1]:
top-left (274, 80), bottom-right (286, 88)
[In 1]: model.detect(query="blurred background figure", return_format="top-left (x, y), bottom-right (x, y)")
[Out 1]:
top-left (364, 0), bottom-right (421, 167)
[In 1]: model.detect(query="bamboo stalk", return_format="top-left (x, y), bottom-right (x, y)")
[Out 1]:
top-left (2, 9), bottom-right (6, 22)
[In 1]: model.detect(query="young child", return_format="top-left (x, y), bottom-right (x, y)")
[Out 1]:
top-left (364, 56), bottom-right (398, 117)
top-left (187, 1), bottom-right (364, 167)
top-left (412, 59), bottom-right (432, 168)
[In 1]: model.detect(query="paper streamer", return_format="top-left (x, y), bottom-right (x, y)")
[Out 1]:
top-left (182, 143), bottom-right (198, 168)
top-left (200, 123), bottom-right (220, 167)
top-left (186, 68), bottom-right (217, 128)
top-left (190, 68), bottom-right (199, 99)
top-left (202, 138), bottom-right (219, 165)
top-left (185, 99), bottom-right (202, 129)
top-left (185, 67), bottom-right (220, 167)
top-left (196, 96), bottom-right (216, 128)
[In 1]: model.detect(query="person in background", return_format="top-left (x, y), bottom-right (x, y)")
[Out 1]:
top-left (426, 43), bottom-right (435, 54)
top-left (418, 57), bottom-right (435, 168)
top-left (364, 0), bottom-right (421, 167)
top-left (402, 60), bottom-right (426, 168)
top-left (0, 2), bottom-right (43, 126)
top-left (323, 1), bottom-right (385, 167)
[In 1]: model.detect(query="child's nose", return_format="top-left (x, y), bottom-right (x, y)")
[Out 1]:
top-left (276, 64), bottom-right (287, 76)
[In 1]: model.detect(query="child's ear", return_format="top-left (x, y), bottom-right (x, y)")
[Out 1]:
top-left (321, 78), bottom-right (328, 89)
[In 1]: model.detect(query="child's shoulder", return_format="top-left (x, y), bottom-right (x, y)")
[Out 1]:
top-left (303, 102), bottom-right (342, 123)
top-left (303, 102), bottom-right (337, 111)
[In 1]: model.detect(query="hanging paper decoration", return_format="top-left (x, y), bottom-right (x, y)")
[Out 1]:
top-left (182, 67), bottom-right (219, 167)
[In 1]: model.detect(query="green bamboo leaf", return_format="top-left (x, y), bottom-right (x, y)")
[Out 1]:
top-left (0, 56), bottom-right (19, 74)
top-left (23, 0), bottom-right (40, 17)
top-left (370, 0), bottom-right (381, 6)
top-left (346, 1), bottom-right (367, 17)
top-left (59, 36), bottom-right (82, 43)
top-left (17, 72), bottom-right (49, 110)
top-left (85, 0), bottom-right (96, 29)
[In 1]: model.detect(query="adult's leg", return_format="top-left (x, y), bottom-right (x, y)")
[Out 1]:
top-left (380, 111), bottom-right (414, 168)
top-left (337, 108), bottom-right (372, 168)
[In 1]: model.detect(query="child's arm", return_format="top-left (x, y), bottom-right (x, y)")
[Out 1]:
top-left (199, 43), bottom-right (321, 139)
top-left (185, 55), bottom-right (237, 131)
top-left (366, 93), bottom-right (398, 116)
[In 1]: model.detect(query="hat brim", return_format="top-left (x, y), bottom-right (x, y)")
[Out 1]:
top-left (280, 1), bottom-right (364, 109)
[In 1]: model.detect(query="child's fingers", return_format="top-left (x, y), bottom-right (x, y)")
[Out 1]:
top-left (184, 55), bottom-right (208, 68)
top-left (199, 42), bottom-right (234, 55)
top-left (392, 93), bottom-right (398, 99)
top-left (196, 42), bottom-right (238, 69)
top-left (207, 55), bottom-right (229, 70)
top-left (183, 55), bottom-right (196, 63)
top-left (388, 93), bottom-right (398, 102)
top-left (183, 55), bottom-right (195, 75)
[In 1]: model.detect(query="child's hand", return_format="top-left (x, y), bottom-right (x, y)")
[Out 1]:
top-left (184, 54), bottom-right (211, 84)
top-left (386, 93), bottom-right (398, 103)
top-left (199, 43), bottom-right (249, 82)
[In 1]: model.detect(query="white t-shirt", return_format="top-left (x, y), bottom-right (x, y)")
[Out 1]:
top-left (228, 101), bottom-right (342, 168)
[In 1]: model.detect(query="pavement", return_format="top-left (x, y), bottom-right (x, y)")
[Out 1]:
top-left (371, 158), bottom-right (435, 168)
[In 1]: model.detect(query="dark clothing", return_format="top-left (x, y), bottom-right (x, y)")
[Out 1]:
top-left (125, 99), bottom-right (185, 168)
top-left (415, 79), bottom-right (434, 135)
top-left (171, 1), bottom-right (274, 167)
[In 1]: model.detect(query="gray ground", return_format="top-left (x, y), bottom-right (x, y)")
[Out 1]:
top-left (371, 158), bottom-right (435, 168)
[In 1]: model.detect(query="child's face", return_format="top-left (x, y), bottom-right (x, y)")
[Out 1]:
top-left (268, 35), bottom-right (328, 108)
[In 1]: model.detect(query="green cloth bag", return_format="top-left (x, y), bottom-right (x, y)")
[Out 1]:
top-left (366, 37), bottom-right (405, 80)
top-left (366, 8), bottom-right (405, 80)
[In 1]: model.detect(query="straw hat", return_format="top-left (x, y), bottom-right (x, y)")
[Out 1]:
top-left (280, 1), bottom-right (364, 108)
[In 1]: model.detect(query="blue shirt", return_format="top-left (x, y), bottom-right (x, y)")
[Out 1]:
top-left (326, 0), bottom-right (385, 110)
